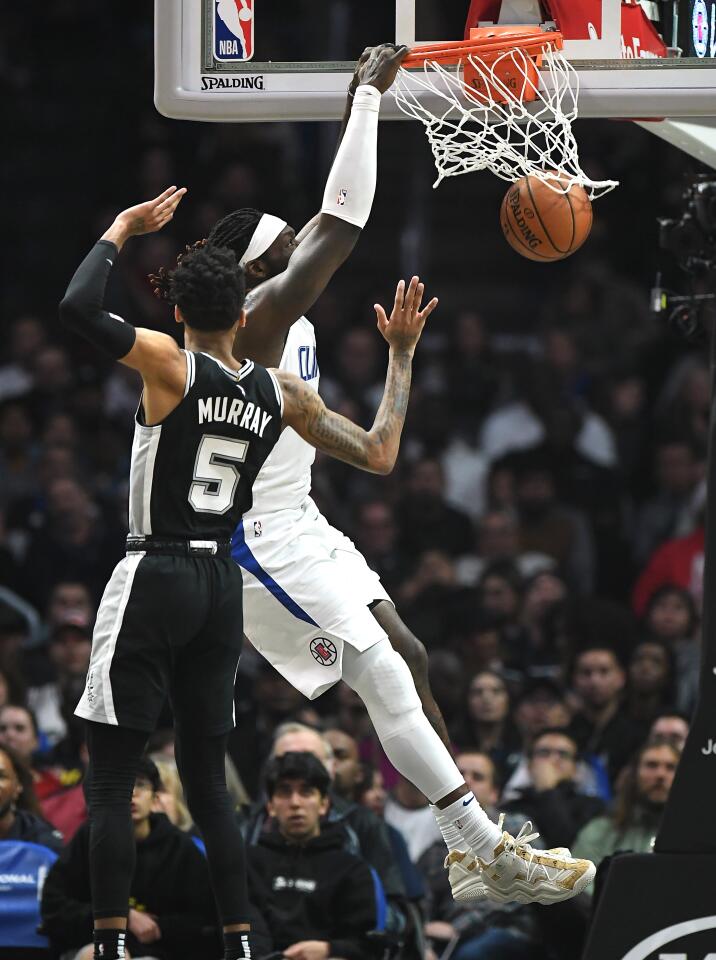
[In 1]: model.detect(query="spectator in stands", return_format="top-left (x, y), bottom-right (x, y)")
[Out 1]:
top-left (45, 582), bottom-right (95, 636)
top-left (247, 751), bottom-right (385, 960)
top-left (0, 745), bottom-right (61, 958)
top-left (520, 571), bottom-right (571, 676)
top-left (0, 745), bottom-right (62, 851)
top-left (385, 772), bottom-right (442, 863)
top-left (28, 612), bottom-right (92, 746)
top-left (397, 457), bottom-right (474, 559)
top-left (151, 757), bottom-right (193, 832)
top-left (41, 756), bottom-right (224, 960)
top-left (0, 315), bottom-right (47, 404)
top-left (419, 750), bottom-right (540, 960)
top-left (20, 477), bottom-right (125, 609)
top-left (572, 738), bottom-right (680, 893)
top-left (632, 520), bottom-right (704, 617)
top-left (643, 584), bottom-right (700, 715)
top-left (512, 453), bottom-right (596, 595)
top-left (348, 750), bottom-right (426, 904)
top-left (453, 670), bottom-right (521, 778)
top-left (624, 639), bottom-right (676, 726)
top-left (477, 562), bottom-right (529, 661)
top-left (243, 722), bottom-right (406, 909)
top-left (0, 399), bottom-right (38, 510)
top-left (502, 728), bottom-right (604, 848)
top-left (568, 645), bottom-right (646, 782)
top-left (0, 702), bottom-right (86, 839)
top-left (397, 549), bottom-right (476, 649)
top-left (650, 710), bottom-right (690, 751)
top-left (324, 728), bottom-right (363, 801)
top-left (0, 663), bottom-right (25, 709)
top-left (353, 500), bottom-right (407, 600)
top-left (633, 435), bottom-right (703, 566)
top-left (456, 508), bottom-right (554, 588)
top-left (231, 658), bottom-right (313, 797)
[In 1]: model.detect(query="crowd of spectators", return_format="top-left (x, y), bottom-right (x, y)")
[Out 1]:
top-left (1, 2), bottom-right (711, 958)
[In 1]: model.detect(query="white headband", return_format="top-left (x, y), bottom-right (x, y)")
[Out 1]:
top-left (239, 213), bottom-right (288, 267)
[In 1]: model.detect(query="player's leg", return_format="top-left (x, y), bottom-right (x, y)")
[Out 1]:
top-left (171, 558), bottom-right (252, 960)
top-left (371, 598), bottom-right (452, 750)
top-left (342, 638), bottom-right (595, 904)
top-left (84, 720), bottom-right (149, 960)
top-left (174, 728), bottom-right (252, 960)
top-left (75, 554), bottom-right (185, 960)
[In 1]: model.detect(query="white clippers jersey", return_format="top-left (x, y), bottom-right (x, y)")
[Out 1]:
top-left (245, 316), bottom-right (319, 517)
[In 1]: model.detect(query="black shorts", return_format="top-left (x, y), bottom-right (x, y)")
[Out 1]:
top-left (75, 553), bottom-right (243, 735)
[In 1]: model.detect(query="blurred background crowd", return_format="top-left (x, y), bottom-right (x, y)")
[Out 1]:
top-left (0, 2), bottom-right (710, 959)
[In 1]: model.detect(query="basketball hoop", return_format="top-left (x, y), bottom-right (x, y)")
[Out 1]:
top-left (393, 27), bottom-right (619, 198)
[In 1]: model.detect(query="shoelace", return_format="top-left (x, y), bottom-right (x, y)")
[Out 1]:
top-left (501, 818), bottom-right (564, 882)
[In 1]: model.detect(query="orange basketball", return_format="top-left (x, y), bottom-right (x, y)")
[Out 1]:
top-left (500, 175), bottom-right (593, 262)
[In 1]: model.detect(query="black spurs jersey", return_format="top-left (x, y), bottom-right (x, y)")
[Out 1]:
top-left (128, 351), bottom-right (283, 540)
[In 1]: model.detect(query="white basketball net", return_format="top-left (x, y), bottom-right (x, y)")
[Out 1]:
top-left (393, 43), bottom-right (619, 199)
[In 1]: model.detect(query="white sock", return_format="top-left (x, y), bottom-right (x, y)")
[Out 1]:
top-left (431, 804), bottom-right (469, 855)
top-left (437, 792), bottom-right (503, 860)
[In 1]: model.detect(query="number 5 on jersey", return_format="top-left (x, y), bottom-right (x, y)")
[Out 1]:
top-left (189, 435), bottom-right (249, 514)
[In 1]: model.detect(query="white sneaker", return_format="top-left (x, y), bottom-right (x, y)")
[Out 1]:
top-left (445, 849), bottom-right (487, 901)
top-left (479, 820), bottom-right (595, 905)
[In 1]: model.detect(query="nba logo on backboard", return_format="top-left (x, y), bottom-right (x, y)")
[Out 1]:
top-left (214, 0), bottom-right (255, 62)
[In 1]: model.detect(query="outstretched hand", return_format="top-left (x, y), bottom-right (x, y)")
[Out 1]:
top-left (357, 43), bottom-right (409, 94)
top-left (114, 186), bottom-right (187, 239)
top-left (375, 276), bottom-right (438, 354)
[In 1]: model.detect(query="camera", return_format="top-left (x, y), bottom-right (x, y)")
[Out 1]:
top-left (653, 177), bottom-right (716, 343)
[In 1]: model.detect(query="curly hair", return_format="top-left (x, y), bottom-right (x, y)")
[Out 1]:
top-left (168, 243), bottom-right (246, 332)
top-left (150, 209), bottom-right (263, 306)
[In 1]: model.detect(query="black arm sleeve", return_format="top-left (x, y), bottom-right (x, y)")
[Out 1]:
top-left (59, 239), bottom-right (137, 359)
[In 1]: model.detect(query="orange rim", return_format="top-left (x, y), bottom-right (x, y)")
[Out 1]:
top-left (403, 28), bottom-right (563, 68)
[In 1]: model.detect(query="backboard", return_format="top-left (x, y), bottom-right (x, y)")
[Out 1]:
top-left (154, 0), bottom-right (716, 165)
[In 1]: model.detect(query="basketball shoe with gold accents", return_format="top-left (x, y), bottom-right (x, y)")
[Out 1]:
top-left (479, 819), bottom-right (595, 904)
top-left (444, 849), bottom-right (487, 901)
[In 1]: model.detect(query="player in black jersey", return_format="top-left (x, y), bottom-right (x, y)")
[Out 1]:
top-left (60, 186), bottom-right (438, 960)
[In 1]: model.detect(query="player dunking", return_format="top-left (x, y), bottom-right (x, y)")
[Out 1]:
top-left (61, 185), bottom-right (437, 960)
top-left (154, 45), bottom-right (595, 904)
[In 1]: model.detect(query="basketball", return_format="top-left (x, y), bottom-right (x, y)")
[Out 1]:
top-left (500, 175), bottom-right (593, 262)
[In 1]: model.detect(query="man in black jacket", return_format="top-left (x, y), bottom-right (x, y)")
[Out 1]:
top-left (40, 757), bottom-right (226, 960)
top-left (503, 728), bottom-right (604, 848)
top-left (248, 751), bottom-right (384, 960)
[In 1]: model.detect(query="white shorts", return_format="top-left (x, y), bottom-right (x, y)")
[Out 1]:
top-left (232, 498), bottom-right (391, 698)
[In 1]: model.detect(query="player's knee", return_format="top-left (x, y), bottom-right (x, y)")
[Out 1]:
top-left (347, 640), bottom-right (422, 719)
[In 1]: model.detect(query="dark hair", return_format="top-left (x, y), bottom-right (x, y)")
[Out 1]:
top-left (135, 756), bottom-right (162, 794)
top-left (170, 243), bottom-right (246, 331)
top-left (354, 760), bottom-right (379, 804)
top-left (0, 702), bottom-right (39, 739)
top-left (0, 663), bottom-right (26, 707)
top-left (529, 726), bottom-right (579, 758)
top-left (627, 636), bottom-right (677, 707)
top-left (0, 744), bottom-right (43, 816)
top-left (571, 643), bottom-right (625, 675)
top-left (644, 584), bottom-right (699, 638)
top-left (264, 751), bottom-right (331, 798)
top-left (208, 208), bottom-right (264, 262)
top-left (479, 560), bottom-right (525, 596)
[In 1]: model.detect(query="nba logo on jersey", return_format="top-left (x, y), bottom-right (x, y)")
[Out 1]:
top-left (214, 0), bottom-right (255, 62)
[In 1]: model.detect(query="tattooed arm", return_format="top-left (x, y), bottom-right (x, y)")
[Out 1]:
top-left (276, 276), bottom-right (438, 474)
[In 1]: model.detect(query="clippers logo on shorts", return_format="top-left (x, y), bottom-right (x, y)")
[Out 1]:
top-left (310, 637), bottom-right (337, 666)
top-left (214, 0), bottom-right (255, 61)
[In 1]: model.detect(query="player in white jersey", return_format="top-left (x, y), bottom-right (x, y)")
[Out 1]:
top-left (154, 45), bottom-right (595, 906)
